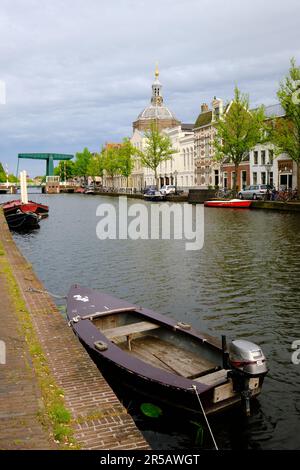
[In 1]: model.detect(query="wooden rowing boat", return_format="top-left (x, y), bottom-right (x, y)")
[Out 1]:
top-left (67, 285), bottom-right (268, 416)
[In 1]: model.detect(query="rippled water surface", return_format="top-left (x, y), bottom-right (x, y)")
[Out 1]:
top-left (2, 193), bottom-right (300, 449)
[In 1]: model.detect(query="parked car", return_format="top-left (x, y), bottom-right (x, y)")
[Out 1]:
top-left (160, 185), bottom-right (176, 196)
top-left (143, 186), bottom-right (164, 201)
top-left (143, 185), bottom-right (158, 194)
top-left (238, 184), bottom-right (274, 200)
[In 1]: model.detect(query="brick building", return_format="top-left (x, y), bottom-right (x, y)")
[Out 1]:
top-left (194, 98), bottom-right (228, 188)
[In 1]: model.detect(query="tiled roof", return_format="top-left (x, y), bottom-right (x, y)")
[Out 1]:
top-left (264, 103), bottom-right (285, 118)
top-left (194, 110), bottom-right (213, 128)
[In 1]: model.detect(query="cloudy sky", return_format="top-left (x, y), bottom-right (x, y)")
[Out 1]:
top-left (0, 0), bottom-right (299, 176)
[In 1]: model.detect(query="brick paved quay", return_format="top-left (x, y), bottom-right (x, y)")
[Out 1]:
top-left (0, 209), bottom-right (149, 450)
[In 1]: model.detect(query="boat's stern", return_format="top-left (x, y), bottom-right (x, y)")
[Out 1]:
top-left (227, 339), bottom-right (268, 415)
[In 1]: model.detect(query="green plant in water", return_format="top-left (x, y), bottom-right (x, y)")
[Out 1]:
top-left (190, 421), bottom-right (204, 446)
top-left (140, 403), bottom-right (162, 418)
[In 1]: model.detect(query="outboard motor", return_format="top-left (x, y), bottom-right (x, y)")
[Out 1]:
top-left (228, 339), bottom-right (268, 416)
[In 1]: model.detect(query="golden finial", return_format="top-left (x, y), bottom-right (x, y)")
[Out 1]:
top-left (155, 62), bottom-right (159, 79)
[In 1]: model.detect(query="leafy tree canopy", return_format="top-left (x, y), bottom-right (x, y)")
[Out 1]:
top-left (213, 86), bottom-right (266, 190)
top-left (136, 122), bottom-right (176, 183)
top-left (87, 151), bottom-right (105, 179)
top-left (117, 138), bottom-right (135, 185)
top-left (0, 162), bottom-right (6, 182)
top-left (74, 147), bottom-right (92, 179)
top-left (270, 58), bottom-right (300, 191)
top-left (54, 160), bottom-right (75, 180)
top-left (103, 146), bottom-right (121, 181)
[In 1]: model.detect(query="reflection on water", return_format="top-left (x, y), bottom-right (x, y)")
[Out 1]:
top-left (1, 193), bottom-right (300, 450)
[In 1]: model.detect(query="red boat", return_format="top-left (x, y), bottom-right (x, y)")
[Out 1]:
top-left (204, 199), bottom-right (252, 208)
top-left (1, 199), bottom-right (49, 216)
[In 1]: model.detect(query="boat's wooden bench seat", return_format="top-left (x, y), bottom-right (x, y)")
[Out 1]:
top-left (103, 321), bottom-right (160, 350)
top-left (194, 369), bottom-right (228, 387)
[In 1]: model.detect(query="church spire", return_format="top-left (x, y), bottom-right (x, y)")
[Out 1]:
top-left (151, 63), bottom-right (163, 106)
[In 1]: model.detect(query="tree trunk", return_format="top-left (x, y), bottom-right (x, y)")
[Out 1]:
top-left (234, 162), bottom-right (239, 195)
top-left (154, 168), bottom-right (158, 189)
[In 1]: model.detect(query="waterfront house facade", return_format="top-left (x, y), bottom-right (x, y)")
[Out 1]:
top-left (249, 104), bottom-right (297, 190)
top-left (130, 124), bottom-right (195, 190)
top-left (194, 98), bottom-right (228, 189)
top-left (222, 160), bottom-right (250, 190)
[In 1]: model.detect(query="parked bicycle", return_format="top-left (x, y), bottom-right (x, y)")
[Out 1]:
top-left (215, 188), bottom-right (236, 199)
top-left (272, 188), bottom-right (298, 202)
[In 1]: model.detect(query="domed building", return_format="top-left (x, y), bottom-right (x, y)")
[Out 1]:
top-left (132, 66), bottom-right (180, 131)
top-left (127, 66), bottom-right (195, 192)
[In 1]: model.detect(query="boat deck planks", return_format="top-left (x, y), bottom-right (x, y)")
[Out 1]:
top-left (103, 321), bottom-right (160, 340)
top-left (119, 335), bottom-right (216, 378)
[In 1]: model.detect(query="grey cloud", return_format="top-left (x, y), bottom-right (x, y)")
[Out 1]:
top-left (0, 0), bottom-right (299, 175)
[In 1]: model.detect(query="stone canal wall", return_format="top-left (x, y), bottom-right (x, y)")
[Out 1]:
top-left (0, 209), bottom-right (149, 450)
top-left (251, 200), bottom-right (300, 211)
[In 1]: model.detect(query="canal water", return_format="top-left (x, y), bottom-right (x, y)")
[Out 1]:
top-left (2, 193), bottom-right (300, 450)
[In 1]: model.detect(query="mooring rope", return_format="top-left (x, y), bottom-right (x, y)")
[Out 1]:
top-left (26, 286), bottom-right (67, 300)
top-left (192, 384), bottom-right (219, 450)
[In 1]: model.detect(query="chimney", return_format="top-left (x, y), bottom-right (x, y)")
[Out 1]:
top-left (212, 97), bottom-right (223, 112)
top-left (201, 103), bottom-right (209, 113)
top-left (212, 97), bottom-right (223, 120)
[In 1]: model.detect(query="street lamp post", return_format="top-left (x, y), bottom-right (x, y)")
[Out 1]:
top-left (174, 170), bottom-right (178, 193)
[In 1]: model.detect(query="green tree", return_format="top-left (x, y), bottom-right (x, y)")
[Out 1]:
top-left (74, 147), bottom-right (92, 183)
top-left (87, 151), bottom-right (105, 184)
top-left (8, 174), bottom-right (19, 183)
top-left (54, 160), bottom-right (75, 181)
top-left (118, 138), bottom-right (135, 187)
top-left (103, 146), bottom-right (120, 188)
top-left (213, 86), bottom-right (266, 192)
top-left (0, 162), bottom-right (6, 182)
top-left (270, 58), bottom-right (300, 192)
top-left (136, 122), bottom-right (176, 186)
